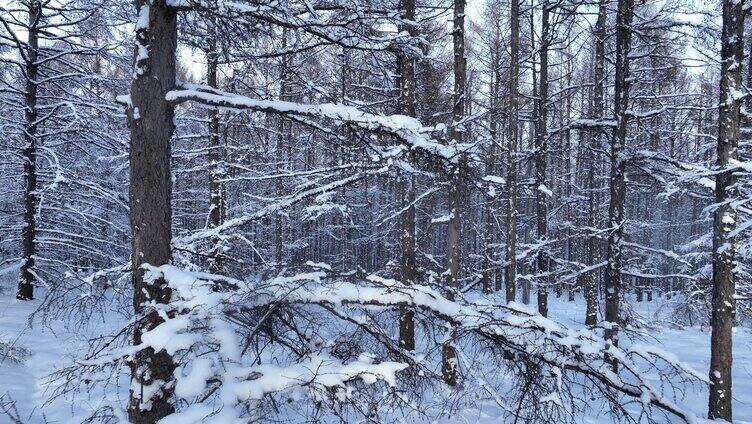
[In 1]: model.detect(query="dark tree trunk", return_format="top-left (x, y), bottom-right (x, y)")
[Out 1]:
top-left (605, 0), bottom-right (634, 348)
top-left (17, 1), bottom-right (41, 301)
top-left (127, 2), bottom-right (178, 423)
top-left (207, 32), bottom-right (225, 274)
top-left (505, 0), bottom-right (520, 304)
top-left (564, 47), bottom-right (574, 303)
top-left (584, 0), bottom-right (608, 325)
top-left (274, 30), bottom-right (290, 266)
top-left (443, 0), bottom-right (465, 387)
top-left (398, 0), bottom-right (417, 352)
top-left (584, 0), bottom-right (608, 327)
top-left (483, 45), bottom-right (500, 295)
top-left (535, 0), bottom-right (550, 317)
top-left (709, 0), bottom-right (744, 419)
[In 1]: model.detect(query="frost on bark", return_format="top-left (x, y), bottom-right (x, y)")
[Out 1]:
top-left (398, 0), bottom-right (417, 353)
top-left (126, 2), bottom-right (178, 422)
top-left (709, 0), bottom-right (744, 419)
top-left (17, 1), bottom-right (41, 301)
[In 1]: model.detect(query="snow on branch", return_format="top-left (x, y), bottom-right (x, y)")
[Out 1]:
top-left (165, 0), bottom-right (421, 54)
top-left (166, 83), bottom-right (461, 163)
top-left (120, 264), bottom-right (707, 423)
top-left (174, 168), bottom-right (381, 246)
top-left (86, 264), bottom-right (409, 423)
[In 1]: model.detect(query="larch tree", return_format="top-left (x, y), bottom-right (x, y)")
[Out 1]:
top-left (604, 0), bottom-right (635, 351)
top-left (442, 0), bottom-right (467, 387)
top-left (398, 0), bottom-right (418, 352)
top-left (534, 0), bottom-right (551, 317)
top-left (125, 1), bottom-right (178, 422)
top-left (506, 0), bottom-right (521, 303)
top-left (585, 0), bottom-right (608, 326)
top-left (708, 0), bottom-right (745, 419)
top-left (17, 0), bottom-right (41, 301)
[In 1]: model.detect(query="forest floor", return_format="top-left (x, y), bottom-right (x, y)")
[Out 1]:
top-left (0, 283), bottom-right (751, 423)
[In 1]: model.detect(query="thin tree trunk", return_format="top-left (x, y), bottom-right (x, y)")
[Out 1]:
top-left (17, 1), bottom-right (41, 301)
top-left (709, 0), bottom-right (744, 419)
top-left (584, 0), bottom-right (608, 327)
top-left (483, 46), bottom-right (500, 295)
top-left (564, 52), bottom-right (574, 303)
top-left (605, 0), bottom-right (634, 348)
top-left (535, 0), bottom-right (550, 317)
top-left (443, 0), bottom-right (466, 387)
top-left (207, 31), bottom-right (225, 274)
top-left (275, 29), bottom-right (290, 265)
top-left (127, 2), bottom-right (177, 422)
top-left (398, 0), bottom-right (417, 352)
top-left (505, 0), bottom-right (520, 304)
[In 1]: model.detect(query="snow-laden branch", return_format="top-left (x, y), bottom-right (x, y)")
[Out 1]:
top-left (165, 83), bottom-right (461, 163)
top-left (121, 265), bottom-right (407, 423)
top-left (133, 264), bottom-right (706, 424)
top-left (165, 0), bottom-right (421, 54)
top-left (174, 168), bottom-right (381, 246)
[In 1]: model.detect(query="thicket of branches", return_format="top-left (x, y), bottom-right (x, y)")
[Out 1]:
top-left (1, 0), bottom-right (750, 422)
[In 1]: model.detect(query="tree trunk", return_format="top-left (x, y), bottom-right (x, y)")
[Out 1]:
top-left (709, 0), bottom-right (744, 419)
top-left (505, 0), bottom-right (520, 304)
top-left (584, 0), bottom-right (608, 327)
top-left (535, 0), bottom-right (550, 317)
top-left (207, 31), bottom-right (225, 274)
top-left (398, 0), bottom-right (417, 352)
top-left (564, 44), bottom-right (574, 303)
top-left (483, 46), bottom-right (500, 295)
top-left (274, 29), bottom-right (291, 266)
top-left (443, 0), bottom-right (466, 387)
top-left (605, 0), bottom-right (634, 348)
top-left (17, 1), bottom-right (41, 301)
top-left (127, 2), bottom-right (177, 422)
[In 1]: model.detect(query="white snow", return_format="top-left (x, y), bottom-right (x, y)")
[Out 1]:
top-left (166, 83), bottom-right (463, 163)
top-left (2, 278), bottom-right (752, 422)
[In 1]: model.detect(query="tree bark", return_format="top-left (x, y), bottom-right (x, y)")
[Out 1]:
top-left (17, 1), bottom-right (41, 301)
top-left (443, 0), bottom-right (466, 387)
top-left (605, 0), bottom-right (634, 348)
top-left (127, 2), bottom-right (177, 422)
top-left (274, 29), bottom-right (290, 266)
top-left (398, 0), bottom-right (417, 352)
top-left (535, 0), bottom-right (550, 317)
top-left (207, 31), bottom-right (225, 274)
top-left (505, 0), bottom-right (520, 304)
top-left (484, 48), bottom-right (500, 295)
top-left (709, 0), bottom-right (744, 419)
top-left (584, 0), bottom-right (607, 326)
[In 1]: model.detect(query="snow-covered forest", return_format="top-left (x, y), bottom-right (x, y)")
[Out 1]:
top-left (0, 0), bottom-right (751, 422)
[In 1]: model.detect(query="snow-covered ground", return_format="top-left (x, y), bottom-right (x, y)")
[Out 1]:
top-left (551, 294), bottom-right (752, 424)
top-left (0, 287), bottom-right (127, 423)
top-left (1, 285), bottom-right (751, 423)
